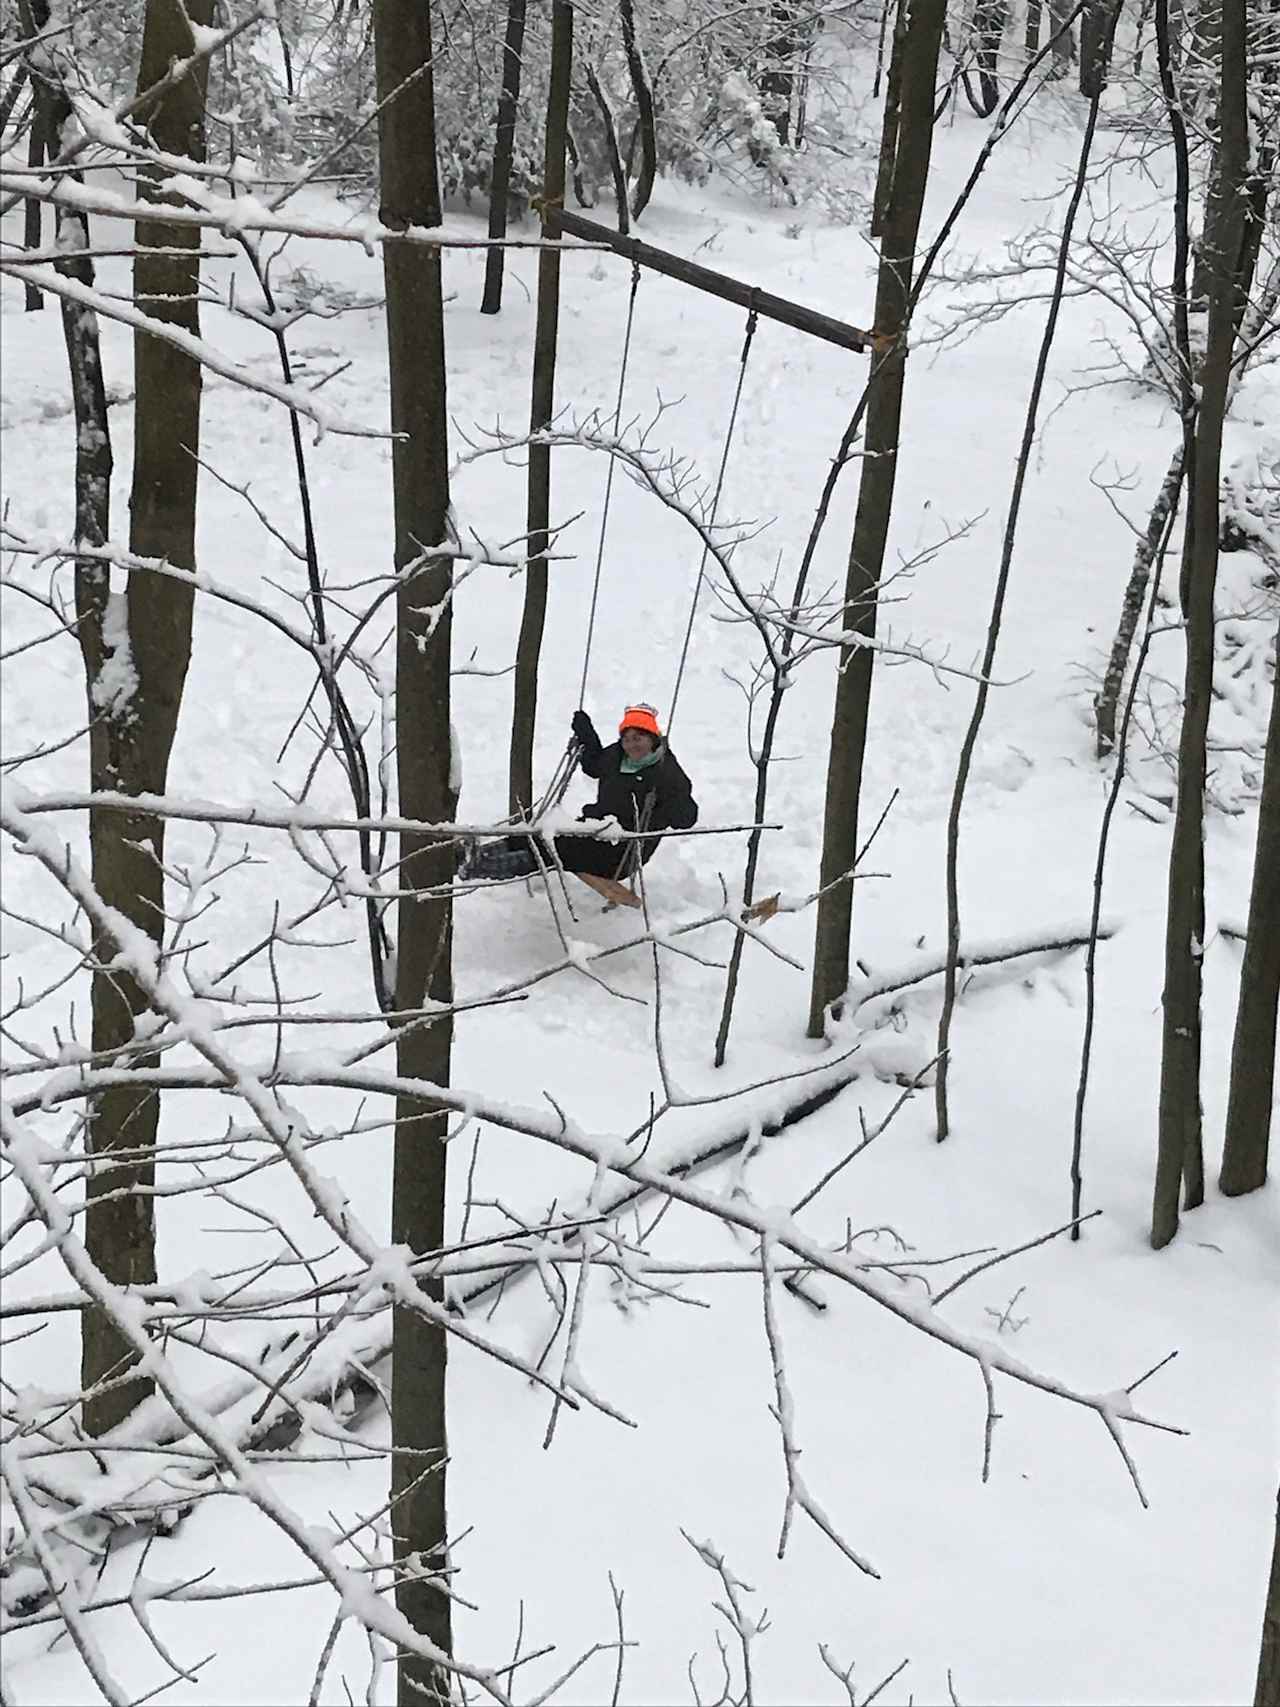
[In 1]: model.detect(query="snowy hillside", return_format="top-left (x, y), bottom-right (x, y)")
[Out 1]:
top-left (2, 18), bottom-right (1276, 1707)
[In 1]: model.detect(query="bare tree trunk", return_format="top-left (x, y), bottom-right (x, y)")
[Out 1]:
top-left (509, 0), bottom-right (571, 817)
top-left (935, 0), bottom-right (1116, 1138)
top-left (1048, 0), bottom-right (1077, 72)
top-left (585, 60), bottom-right (631, 234)
top-left (872, 0), bottom-right (907, 236)
top-left (1095, 449), bottom-right (1187, 756)
top-left (1079, 0), bottom-right (1117, 92)
top-left (759, 1), bottom-right (801, 144)
top-left (874, 0), bottom-right (897, 94)
top-left (1025, 0), bottom-right (1043, 52)
top-left (1153, 0), bottom-right (1249, 1250)
top-left (808, 0), bottom-right (946, 1040)
top-left (1096, 0), bottom-right (1197, 760)
top-left (962, 0), bottom-right (1006, 115)
top-left (75, 0), bottom-right (213, 1438)
top-left (373, 3), bottom-right (456, 1693)
top-left (1259, 1485), bottom-right (1280, 1707)
top-left (620, 0), bottom-right (656, 219)
top-left (1218, 620), bottom-right (1280, 1197)
top-left (480, 0), bottom-right (527, 315)
top-left (0, 57), bottom-right (29, 136)
top-left (23, 97), bottom-right (43, 310)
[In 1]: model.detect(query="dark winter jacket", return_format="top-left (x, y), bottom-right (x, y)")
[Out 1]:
top-left (575, 722), bottom-right (698, 842)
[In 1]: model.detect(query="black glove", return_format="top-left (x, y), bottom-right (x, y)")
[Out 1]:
top-left (571, 709), bottom-right (599, 750)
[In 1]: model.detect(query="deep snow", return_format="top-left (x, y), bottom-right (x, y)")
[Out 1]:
top-left (2, 52), bottom-right (1277, 1707)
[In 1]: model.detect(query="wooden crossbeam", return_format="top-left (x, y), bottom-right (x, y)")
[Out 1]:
top-left (547, 206), bottom-right (873, 355)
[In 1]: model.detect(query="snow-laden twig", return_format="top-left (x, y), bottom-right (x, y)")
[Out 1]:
top-left (0, 1106), bottom-right (517, 1703)
top-left (0, 263), bottom-right (387, 441)
top-left (760, 1237), bottom-right (879, 1576)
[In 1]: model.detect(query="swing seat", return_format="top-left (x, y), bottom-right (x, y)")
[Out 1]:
top-left (578, 873), bottom-right (642, 910)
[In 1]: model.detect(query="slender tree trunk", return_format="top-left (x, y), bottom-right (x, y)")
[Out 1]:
top-left (1048, 0), bottom-right (1077, 72)
top-left (759, 1), bottom-right (801, 144)
top-left (586, 61), bottom-right (630, 234)
top-left (1079, 0), bottom-right (1116, 93)
top-left (935, 0), bottom-right (1116, 1138)
top-left (480, 0), bottom-right (527, 315)
top-left (1095, 449), bottom-right (1187, 756)
top-left (1259, 1485), bottom-right (1280, 1707)
top-left (373, 3), bottom-right (456, 1693)
top-left (509, 0), bottom-right (571, 817)
top-left (1096, 0), bottom-right (1198, 761)
top-left (620, 0), bottom-right (656, 219)
top-left (75, 0), bottom-right (213, 1438)
top-left (0, 58), bottom-right (29, 136)
top-left (872, 0), bottom-right (908, 236)
top-left (874, 0), bottom-right (896, 94)
top-left (23, 97), bottom-right (43, 310)
top-left (808, 0), bottom-right (946, 1040)
top-left (1153, 0), bottom-right (1249, 1250)
top-left (1025, 0), bottom-right (1043, 52)
top-left (1218, 621), bottom-right (1280, 1197)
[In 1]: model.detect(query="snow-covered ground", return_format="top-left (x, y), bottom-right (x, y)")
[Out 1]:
top-left (2, 56), bottom-right (1276, 1707)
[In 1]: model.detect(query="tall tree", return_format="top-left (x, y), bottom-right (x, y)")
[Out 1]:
top-left (78, 0), bottom-right (213, 1437)
top-left (935, 0), bottom-right (1118, 1139)
top-left (372, 0), bottom-right (456, 1697)
top-left (1218, 621), bottom-right (1279, 1198)
top-left (1258, 1485), bottom-right (1280, 1707)
top-left (620, 0), bottom-right (657, 218)
top-left (1152, 0), bottom-right (1249, 1249)
top-left (808, 0), bottom-right (946, 1039)
top-left (480, 0), bottom-right (528, 315)
top-left (509, 0), bottom-right (571, 816)
top-left (22, 93), bottom-right (43, 311)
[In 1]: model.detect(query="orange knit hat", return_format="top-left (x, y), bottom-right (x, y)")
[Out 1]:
top-left (619, 703), bottom-right (662, 740)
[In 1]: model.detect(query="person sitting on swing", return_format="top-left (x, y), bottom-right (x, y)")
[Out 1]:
top-left (461, 703), bottom-right (698, 894)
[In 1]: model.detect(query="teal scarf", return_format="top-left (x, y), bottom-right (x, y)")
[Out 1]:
top-left (620, 746), bottom-right (663, 776)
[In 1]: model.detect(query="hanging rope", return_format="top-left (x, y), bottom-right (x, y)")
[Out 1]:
top-left (666, 293), bottom-right (760, 738)
top-left (578, 257), bottom-right (643, 711)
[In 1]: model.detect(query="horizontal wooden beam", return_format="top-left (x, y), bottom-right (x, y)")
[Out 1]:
top-left (547, 206), bottom-right (873, 355)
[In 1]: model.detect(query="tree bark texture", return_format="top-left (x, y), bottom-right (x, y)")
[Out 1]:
top-left (1153, 0), bottom-right (1249, 1250)
top-left (76, 0), bottom-right (213, 1437)
top-left (373, 1), bottom-right (456, 1697)
top-left (1218, 621), bottom-right (1280, 1198)
top-left (23, 95), bottom-right (43, 310)
top-left (1079, 0), bottom-right (1117, 92)
top-left (585, 61), bottom-right (631, 234)
top-left (480, 0), bottom-right (527, 314)
top-left (1048, 0), bottom-right (1077, 72)
top-left (509, 0), bottom-right (571, 817)
top-left (759, 2), bottom-right (802, 144)
top-left (1096, 447), bottom-right (1188, 757)
top-left (935, 5), bottom-right (1114, 1138)
top-left (962, 0), bottom-right (1005, 116)
top-left (620, 0), bottom-right (656, 219)
top-left (807, 0), bottom-right (946, 1040)
top-left (871, 0), bottom-right (907, 236)
top-left (1096, 0), bottom-right (1195, 763)
top-left (1258, 1484), bottom-right (1280, 1707)
top-left (1025, 0), bottom-right (1043, 53)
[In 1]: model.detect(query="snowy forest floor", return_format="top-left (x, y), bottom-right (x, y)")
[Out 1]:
top-left (2, 55), bottom-right (1278, 1707)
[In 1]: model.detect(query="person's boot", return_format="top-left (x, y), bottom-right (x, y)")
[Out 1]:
top-left (459, 840), bottom-right (537, 883)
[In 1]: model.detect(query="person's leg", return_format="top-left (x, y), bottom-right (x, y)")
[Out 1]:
top-left (459, 835), bottom-right (537, 881)
top-left (550, 834), bottom-right (629, 878)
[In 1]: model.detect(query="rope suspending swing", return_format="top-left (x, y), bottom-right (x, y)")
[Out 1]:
top-left (541, 279), bottom-right (759, 818)
top-left (666, 292), bottom-right (759, 738)
top-left (534, 258), bottom-right (644, 821)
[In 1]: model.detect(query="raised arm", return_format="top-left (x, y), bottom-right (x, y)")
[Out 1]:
top-left (572, 710), bottom-right (605, 777)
